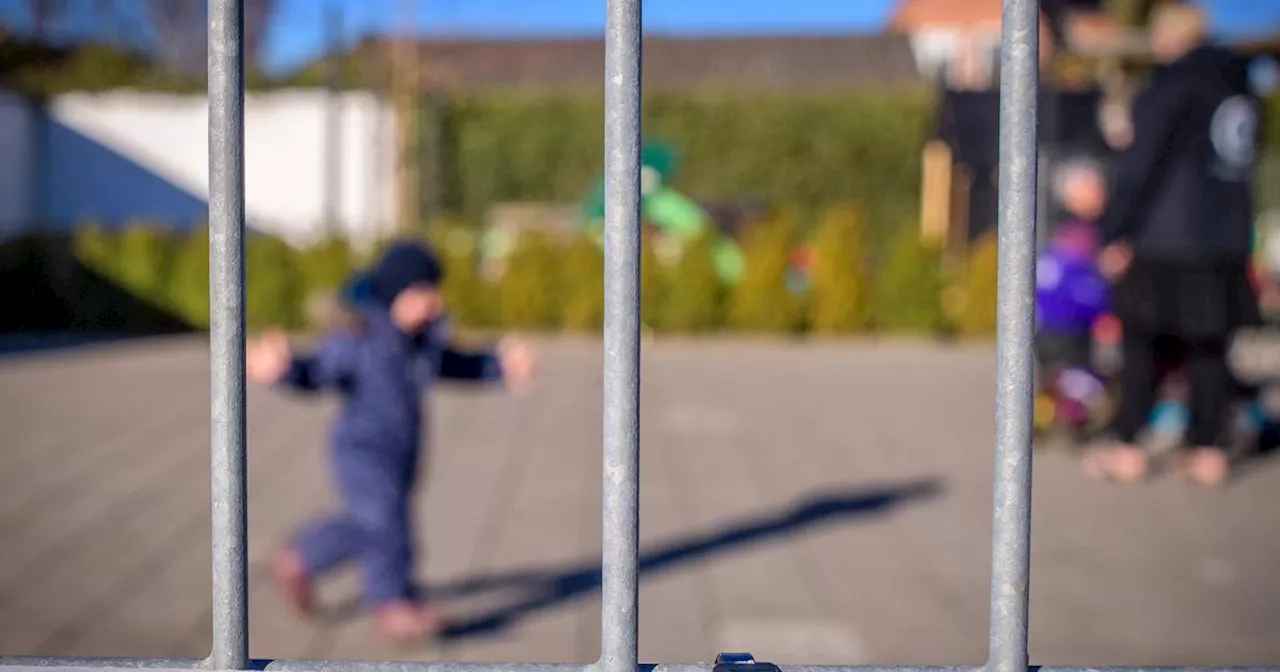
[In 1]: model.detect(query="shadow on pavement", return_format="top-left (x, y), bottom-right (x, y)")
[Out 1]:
top-left (0, 236), bottom-right (194, 358)
top-left (317, 478), bottom-right (943, 640)
top-left (0, 332), bottom-right (137, 357)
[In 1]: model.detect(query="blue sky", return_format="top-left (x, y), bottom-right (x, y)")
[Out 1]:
top-left (265, 0), bottom-right (901, 70)
top-left (265, 0), bottom-right (1280, 71)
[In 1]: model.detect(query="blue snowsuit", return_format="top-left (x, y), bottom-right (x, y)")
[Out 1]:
top-left (279, 301), bottom-right (502, 606)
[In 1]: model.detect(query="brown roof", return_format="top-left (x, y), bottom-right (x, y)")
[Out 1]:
top-left (888, 0), bottom-right (1061, 46)
top-left (889, 0), bottom-right (1004, 30)
top-left (1063, 10), bottom-right (1124, 50)
top-left (360, 33), bottom-right (921, 92)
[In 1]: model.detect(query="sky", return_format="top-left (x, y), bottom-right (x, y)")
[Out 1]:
top-left (264, 0), bottom-right (902, 70)
top-left (9, 0), bottom-right (1275, 73)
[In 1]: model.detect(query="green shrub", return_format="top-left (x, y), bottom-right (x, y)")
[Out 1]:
top-left (807, 205), bottom-right (871, 334)
top-left (30, 219), bottom-right (976, 339)
top-left (954, 233), bottom-right (999, 337)
top-left (441, 91), bottom-right (929, 222)
top-left (298, 236), bottom-right (355, 294)
top-left (559, 235), bottom-right (605, 332)
top-left (432, 225), bottom-right (492, 329)
top-left (112, 223), bottom-right (177, 310)
top-left (169, 227), bottom-right (212, 328)
top-left (728, 212), bottom-right (805, 333)
top-left (640, 231), bottom-right (665, 327)
top-left (71, 224), bottom-right (116, 276)
top-left (492, 230), bottom-right (562, 330)
top-left (653, 232), bottom-right (726, 333)
top-left (873, 228), bottom-right (948, 334)
top-left (245, 234), bottom-right (305, 332)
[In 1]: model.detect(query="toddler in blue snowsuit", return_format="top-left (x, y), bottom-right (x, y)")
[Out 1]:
top-left (246, 240), bottom-right (533, 642)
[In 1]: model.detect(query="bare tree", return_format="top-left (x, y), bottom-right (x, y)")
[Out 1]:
top-left (29, 0), bottom-right (66, 41)
top-left (14, 0), bottom-right (70, 42)
top-left (142, 0), bottom-right (275, 72)
top-left (243, 0), bottom-right (276, 70)
top-left (144, 0), bottom-right (206, 71)
top-left (14, 0), bottom-right (278, 72)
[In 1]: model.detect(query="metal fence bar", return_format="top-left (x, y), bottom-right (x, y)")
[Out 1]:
top-left (598, 0), bottom-right (643, 670)
top-left (986, 0), bottom-right (1039, 672)
top-left (3, 659), bottom-right (1280, 672)
top-left (207, 0), bottom-right (250, 669)
top-left (0, 2), bottom-right (1269, 672)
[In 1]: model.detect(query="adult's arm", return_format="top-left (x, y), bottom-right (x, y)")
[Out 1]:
top-left (1096, 78), bottom-right (1188, 245)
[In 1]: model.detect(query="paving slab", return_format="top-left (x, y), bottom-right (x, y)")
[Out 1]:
top-left (0, 337), bottom-right (1277, 666)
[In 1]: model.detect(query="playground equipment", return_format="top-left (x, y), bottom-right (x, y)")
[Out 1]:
top-left (579, 142), bottom-right (746, 285)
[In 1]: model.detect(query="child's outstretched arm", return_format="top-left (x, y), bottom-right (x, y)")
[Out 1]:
top-left (439, 338), bottom-right (535, 390)
top-left (274, 332), bottom-right (358, 392)
top-left (438, 345), bottom-right (503, 382)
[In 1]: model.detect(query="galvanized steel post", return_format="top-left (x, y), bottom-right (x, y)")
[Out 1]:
top-left (207, 0), bottom-right (250, 668)
top-left (986, 1), bottom-right (1039, 672)
top-left (599, 0), bottom-right (643, 670)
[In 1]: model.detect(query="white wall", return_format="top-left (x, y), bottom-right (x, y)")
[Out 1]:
top-left (0, 90), bottom-right (36, 238)
top-left (906, 23), bottom-right (1002, 86)
top-left (37, 89), bottom-right (399, 245)
top-left (908, 28), bottom-right (962, 79)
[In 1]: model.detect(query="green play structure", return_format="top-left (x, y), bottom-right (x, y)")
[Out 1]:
top-left (579, 142), bottom-right (745, 285)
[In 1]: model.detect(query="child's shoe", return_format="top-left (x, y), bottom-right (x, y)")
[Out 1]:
top-left (1238, 399), bottom-right (1266, 436)
top-left (1228, 399), bottom-right (1266, 455)
top-left (1148, 399), bottom-right (1188, 452)
top-left (272, 548), bottom-right (314, 617)
top-left (374, 600), bottom-right (444, 644)
top-left (1055, 395), bottom-right (1090, 428)
top-left (1053, 367), bottom-right (1106, 437)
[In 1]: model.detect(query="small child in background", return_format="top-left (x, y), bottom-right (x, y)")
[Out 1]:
top-left (1035, 218), bottom-right (1110, 436)
top-left (246, 240), bottom-right (535, 643)
top-left (1034, 159), bottom-right (1113, 438)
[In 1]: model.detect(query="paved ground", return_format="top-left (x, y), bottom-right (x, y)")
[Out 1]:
top-left (0, 336), bottom-right (1279, 667)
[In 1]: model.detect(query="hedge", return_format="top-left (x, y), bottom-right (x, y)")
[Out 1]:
top-left (425, 91), bottom-right (931, 236)
top-left (0, 214), bottom-right (1001, 339)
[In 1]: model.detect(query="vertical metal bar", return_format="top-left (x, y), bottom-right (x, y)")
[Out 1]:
top-left (986, 0), bottom-right (1038, 671)
top-left (208, 0), bottom-right (249, 668)
top-left (599, 0), bottom-right (642, 669)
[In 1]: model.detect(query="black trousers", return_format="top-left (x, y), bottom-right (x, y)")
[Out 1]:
top-left (1111, 331), bottom-right (1234, 448)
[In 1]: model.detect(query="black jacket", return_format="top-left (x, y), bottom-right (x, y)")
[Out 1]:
top-left (1098, 45), bottom-right (1261, 264)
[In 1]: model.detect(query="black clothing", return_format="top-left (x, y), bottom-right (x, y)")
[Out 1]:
top-left (1098, 45), bottom-right (1261, 265)
top-left (1111, 258), bottom-right (1260, 340)
top-left (1112, 330), bottom-right (1234, 448)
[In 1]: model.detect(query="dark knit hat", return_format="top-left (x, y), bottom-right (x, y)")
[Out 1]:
top-left (368, 240), bottom-right (444, 307)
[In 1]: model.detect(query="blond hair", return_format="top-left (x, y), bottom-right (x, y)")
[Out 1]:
top-left (1151, 3), bottom-right (1207, 51)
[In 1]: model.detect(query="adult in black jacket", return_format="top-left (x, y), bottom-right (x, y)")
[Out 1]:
top-left (1086, 4), bottom-right (1262, 486)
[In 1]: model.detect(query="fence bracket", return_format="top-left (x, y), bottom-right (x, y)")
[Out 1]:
top-left (713, 653), bottom-right (781, 672)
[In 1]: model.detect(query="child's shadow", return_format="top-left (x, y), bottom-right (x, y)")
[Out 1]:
top-left (316, 478), bottom-right (943, 640)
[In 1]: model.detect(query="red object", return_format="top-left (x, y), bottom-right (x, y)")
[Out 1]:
top-left (790, 244), bottom-right (815, 272)
top-left (1091, 312), bottom-right (1121, 345)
